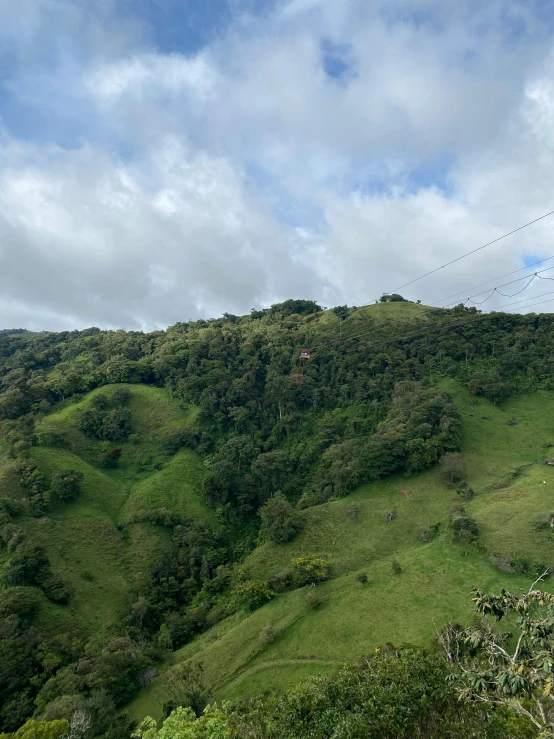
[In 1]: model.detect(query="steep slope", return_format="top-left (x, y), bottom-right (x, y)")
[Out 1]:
top-left (125, 381), bottom-right (554, 721)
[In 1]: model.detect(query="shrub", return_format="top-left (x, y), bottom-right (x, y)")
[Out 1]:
top-left (382, 508), bottom-right (397, 524)
top-left (456, 482), bottom-right (474, 501)
top-left (259, 625), bottom-right (276, 645)
top-left (305, 590), bottom-right (322, 609)
top-left (112, 387), bottom-right (132, 406)
top-left (346, 502), bottom-right (361, 519)
top-left (40, 575), bottom-right (72, 604)
top-left (357, 572), bottom-right (368, 586)
top-left (534, 511), bottom-right (554, 530)
top-left (99, 447), bottom-right (122, 468)
top-left (488, 554), bottom-right (515, 574)
top-left (417, 526), bottom-right (433, 543)
top-left (451, 516), bottom-right (479, 541)
top-left (392, 560), bottom-right (402, 574)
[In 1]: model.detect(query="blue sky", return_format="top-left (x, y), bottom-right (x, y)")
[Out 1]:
top-left (1, 0), bottom-right (554, 330)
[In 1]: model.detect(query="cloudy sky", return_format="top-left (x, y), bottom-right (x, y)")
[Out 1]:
top-left (2, 0), bottom-right (554, 330)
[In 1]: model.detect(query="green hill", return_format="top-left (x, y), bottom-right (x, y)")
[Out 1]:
top-left (1, 298), bottom-right (554, 737)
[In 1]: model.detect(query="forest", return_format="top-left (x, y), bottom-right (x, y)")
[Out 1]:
top-left (2, 298), bottom-right (554, 737)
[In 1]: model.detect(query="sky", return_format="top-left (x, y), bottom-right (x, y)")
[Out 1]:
top-left (2, 0), bottom-right (554, 331)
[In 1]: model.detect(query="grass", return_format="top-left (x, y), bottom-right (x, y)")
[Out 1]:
top-left (1, 384), bottom-right (209, 636)
top-left (121, 449), bottom-right (212, 524)
top-left (126, 381), bottom-right (554, 722)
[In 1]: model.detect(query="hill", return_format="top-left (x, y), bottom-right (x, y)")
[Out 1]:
top-left (1, 298), bottom-right (554, 737)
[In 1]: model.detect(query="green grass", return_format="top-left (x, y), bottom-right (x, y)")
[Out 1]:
top-left (2, 384), bottom-right (208, 635)
top-left (126, 381), bottom-right (554, 722)
top-left (121, 449), bottom-right (212, 523)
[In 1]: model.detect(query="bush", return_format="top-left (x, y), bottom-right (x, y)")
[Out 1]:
top-left (356, 572), bottom-right (368, 586)
top-left (50, 469), bottom-right (84, 503)
top-left (40, 574), bottom-right (72, 604)
top-left (112, 387), bottom-right (132, 406)
top-left (456, 482), bottom-right (474, 501)
top-left (99, 448), bottom-right (122, 468)
top-left (488, 554), bottom-right (515, 574)
top-left (259, 625), bottom-right (276, 645)
top-left (305, 590), bottom-right (322, 609)
top-left (392, 560), bottom-right (402, 574)
top-left (382, 508), bottom-right (397, 524)
top-left (451, 516), bottom-right (479, 541)
top-left (346, 503), bottom-right (360, 519)
top-left (79, 405), bottom-right (132, 442)
top-left (417, 526), bottom-right (433, 543)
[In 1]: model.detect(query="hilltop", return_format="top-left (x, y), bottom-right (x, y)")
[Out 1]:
top-left (1, 297), bottom-right (554, 737)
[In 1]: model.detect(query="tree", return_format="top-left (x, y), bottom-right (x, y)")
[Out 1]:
top-left (163, 663), bottom-right (208, 718)
top-left (251, 451), bottom-right (291, 499)
top-left (133, 706), bottom-right (231, 739)
top-left (259, 495), bottom-right (300, 544)
top-left (112, 387), bottom-right (132, 406)
top-left (0, 719), bottom-right (69, 738)
top-left (439, 575), bottom-right (554, 735)
top-left (290, 556), bottom-right (330, 587)
top-left (440, 452), bottom-right (465, 485)
top-left (50, 470), bottom-right (84, 503)
top-left (232, 580), bottom-right (274, 611)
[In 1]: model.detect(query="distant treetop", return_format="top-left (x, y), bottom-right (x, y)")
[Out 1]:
top-left (379, 294), bottom-right (409, 303)
top-left (0, 328), bottom-right (29, 336)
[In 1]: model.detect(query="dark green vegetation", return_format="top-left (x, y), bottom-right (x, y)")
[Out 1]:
top-left (2, 298), bottom-right (554, 736)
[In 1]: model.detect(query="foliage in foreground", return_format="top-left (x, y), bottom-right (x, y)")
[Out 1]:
top-left (133, 648), bottom-right (534, 739)
top-left (440, 576), bottom-right (554, 736)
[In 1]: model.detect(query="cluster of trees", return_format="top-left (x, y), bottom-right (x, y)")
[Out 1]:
top-left (129, 645), bottom-right (535, 738)
top-left (78, 390), bottom-right (132, 442)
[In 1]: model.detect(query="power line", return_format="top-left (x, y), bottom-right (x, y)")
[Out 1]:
top-left (466, 273), bottom-right (538, 304)
top-left (433, 254), bottom-right (554, 305)
top-left (377, 208), bottom-right (554, 300)
top-left (314, 289), bottom-right (554, 358)
top-left (334, 294), bottom-right (554, 357)
top-left (322, 266), bottom-right (554, 350)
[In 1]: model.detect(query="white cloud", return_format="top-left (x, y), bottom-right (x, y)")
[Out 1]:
top-left (2, 0), bottom-right (554, 330)
top-left (87, 52), bottom-right (218, 103)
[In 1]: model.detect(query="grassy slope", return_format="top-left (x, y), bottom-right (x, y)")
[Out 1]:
top-left (0, 384), bottom-right (208, 633)
top-left (125, 379), bottom-right (554, 722)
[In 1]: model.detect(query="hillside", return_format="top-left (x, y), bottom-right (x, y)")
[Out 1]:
top-left (1, 298), bottom-right (554, 737)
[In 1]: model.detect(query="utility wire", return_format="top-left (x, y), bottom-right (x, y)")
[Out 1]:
top-left (313, 288), bottom-right (554, 358)
top-left (333, 294), bottom-right (554, 358)
top-left (324, 267), bottom-right (553, 348)
top-left (444, 267), bottom-right (554, 307)
top-left (433, 254), bottom-right (554, 305)
top-left (375, 208), bottom-right (554, 300)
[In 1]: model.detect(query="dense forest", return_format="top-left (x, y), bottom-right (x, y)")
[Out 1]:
top-left (2, 298), bottom-right (554, 737)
